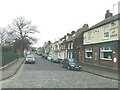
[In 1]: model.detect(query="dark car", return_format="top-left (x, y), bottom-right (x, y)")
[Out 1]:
top-left (62, 58), bottom-right (81, 70)
top-left (25, 54), bottom-right (35, 64)
top-left (42, 53), bottom-right (48, 59)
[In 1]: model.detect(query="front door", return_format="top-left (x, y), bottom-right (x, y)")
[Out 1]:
top-left (79, 51), bottom-right (82, 63)
top-left (94, 50), bottom-right (99, 64)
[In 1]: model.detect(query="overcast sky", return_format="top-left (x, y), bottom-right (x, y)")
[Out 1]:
top-left (0, 0), bottom-right (119, 47)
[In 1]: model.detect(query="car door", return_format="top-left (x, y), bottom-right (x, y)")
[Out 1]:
top-left (63, 59), bottom-right (67, 67)
top-left (65, 59), bottom-right (69, 67)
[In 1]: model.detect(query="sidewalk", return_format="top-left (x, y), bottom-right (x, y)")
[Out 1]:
top-left (81, 63), bottom-right (119, 80)
top-left (0, 58), bottom-right (24, 81)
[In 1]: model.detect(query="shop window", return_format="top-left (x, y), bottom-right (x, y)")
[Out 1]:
top-left (85, 48), bottom-right (92, 59)
top-left (100, 47), bottom-right (112, 60)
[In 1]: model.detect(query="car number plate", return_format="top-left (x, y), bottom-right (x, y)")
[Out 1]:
top-left (75, 67), bottom-right (79, 68)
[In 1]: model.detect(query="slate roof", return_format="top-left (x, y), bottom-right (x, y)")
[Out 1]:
top-left (84, 13), bottom-right (120, 32)
top-left (66, 26), bottom-right (88, 43)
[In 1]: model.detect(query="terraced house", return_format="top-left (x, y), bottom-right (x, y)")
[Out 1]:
top-left (83, 10), bottom-right (120, 69)
top-left (65, 24), bottom-right (89, 62)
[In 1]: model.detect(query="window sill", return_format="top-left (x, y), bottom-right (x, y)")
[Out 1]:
top-left (100, 58), bottom-right (112, 61)
top-left (103, 37), bottom-right (109, 40)
top-left (85, 57), bottom-right (92, 59)
top-left (87, 40), bottom-right (91, 43)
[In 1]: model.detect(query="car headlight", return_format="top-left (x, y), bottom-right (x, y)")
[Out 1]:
top-left (26, 58), bottom-right (28, 61)
top-left (70, 65), bottom-right (75, 67)
top-left (33, 58), bottom-right (35, 61)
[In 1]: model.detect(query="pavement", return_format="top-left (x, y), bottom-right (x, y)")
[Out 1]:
top-left (0, 57), bottom-right (24, 81)
top-left (81, 62), bottom-right (119, 80)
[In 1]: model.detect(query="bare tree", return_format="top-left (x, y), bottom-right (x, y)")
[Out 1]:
top-left (0, 28), bottom-right (8, 45)
top-left (8, 17), bottom-right (39, 53)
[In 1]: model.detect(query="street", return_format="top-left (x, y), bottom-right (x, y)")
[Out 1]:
top-left (2, 53), bottom-right (118, 88)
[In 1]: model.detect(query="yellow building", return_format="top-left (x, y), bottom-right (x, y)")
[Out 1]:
top-left (83, 11), bottom-right (120, 69)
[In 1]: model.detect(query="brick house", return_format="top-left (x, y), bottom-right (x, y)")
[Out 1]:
top-left (65, 24), bottom-right (89, 62)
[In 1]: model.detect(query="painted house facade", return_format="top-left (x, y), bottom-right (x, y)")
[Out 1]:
top-left (59, 36), bottom-right (66, 60)
top-left (83, 11), bottom-right (120, 69)
top-left (50, 41), bottom-right (59, 60)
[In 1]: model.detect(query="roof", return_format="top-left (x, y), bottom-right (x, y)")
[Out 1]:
top-left (66, 25), bottom-right (89, 43)
top-left (84, 13), bottom-right (120, 32)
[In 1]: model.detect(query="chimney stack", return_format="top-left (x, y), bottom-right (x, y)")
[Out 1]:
top-left (105, 10), bottom-right (112, 19)
top-left (71, 31), bottom-right (75, 35)
top-left (83, 24), bottom-right (89, 28)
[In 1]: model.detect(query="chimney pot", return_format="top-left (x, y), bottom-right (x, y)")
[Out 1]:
top-left (105, 10), bottom-right (112, 19)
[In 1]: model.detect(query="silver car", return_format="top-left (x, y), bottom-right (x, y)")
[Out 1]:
top-left (25, 54), bottom-right (35, 64)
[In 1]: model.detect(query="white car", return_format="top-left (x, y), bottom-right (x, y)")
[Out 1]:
top-left (25, 54), bottom-right (35, 64)
top-left (27, 51), bottom-right (31, 55)
top-left (47, 55), bottom-right (52, 61)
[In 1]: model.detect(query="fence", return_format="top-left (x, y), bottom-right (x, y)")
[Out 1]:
top-left (2, 52), bottom-right (19, 66)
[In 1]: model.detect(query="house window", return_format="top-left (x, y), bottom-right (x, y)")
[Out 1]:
top-left (67, 52), bottom-right (69, 58)
top-left (68, 43), bottom-right (70, 49)
top-left (71, 42), bottom-right (73, 49)
top-left (100, 47), bottom-right (112, 60)
top-left (88, 31), bottom-right (92, 41)
top-left (85, 48), bottom-right (92, 58)
top-left (64, 45), bottom-right (65, 49)
top-left (70, 52), bottom-right (73, 58)
top-left (61, 45), bottom-right (63, 49)
top-left (103, 25), bottom-right (109, 38)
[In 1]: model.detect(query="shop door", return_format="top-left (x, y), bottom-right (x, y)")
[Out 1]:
top-left (94, 50), bottom-right (99, 64)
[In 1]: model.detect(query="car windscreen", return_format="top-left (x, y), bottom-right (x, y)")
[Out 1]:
top-left (26, 55), bottom-right (34, 58)
top-left (68, 59), bottom-right (75, 63)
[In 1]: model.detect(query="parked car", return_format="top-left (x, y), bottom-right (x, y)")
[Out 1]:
top-left (42, 53), bottom-right (48, 59)
top-left (25, 54), bottom-right (35, 64)
top-left (47, 55), bottom-right (53, 61)
top-left (62, 58), bottom-right (81, 70)
top-left (26, 51), bottom-right (31, 55)
top-left (51, 54), bottom-right (60, 63)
